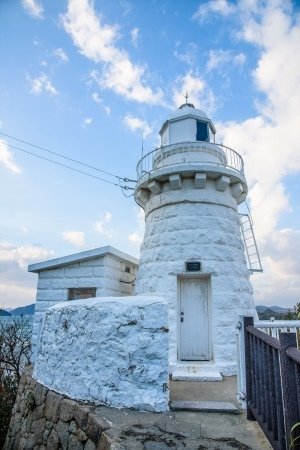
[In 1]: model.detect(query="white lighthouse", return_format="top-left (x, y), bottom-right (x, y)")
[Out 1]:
top-left (134, 101), bottom-right (257, 379)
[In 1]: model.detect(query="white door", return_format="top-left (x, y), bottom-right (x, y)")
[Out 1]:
top-left (179, 278), bottom-right (210, 361)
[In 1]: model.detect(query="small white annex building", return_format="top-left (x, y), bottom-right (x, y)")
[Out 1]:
top-left (29, 246), bottom-right (138, 361)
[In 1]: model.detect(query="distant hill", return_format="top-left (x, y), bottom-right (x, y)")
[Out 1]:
top-left (269, 306), bottom-right (290, 313)
top-left (9, 304), bottom-right (35, 316)
top-left (0, 309), bottom-right (11, 317)
top-left (256, 305), bottom-right (292, 320)
top-left (256, 305), bottom-right (268, 313)
top-left (2, 303), bottom-right (296, 320)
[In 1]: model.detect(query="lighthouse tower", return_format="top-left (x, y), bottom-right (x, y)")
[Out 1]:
top-left (134, 101), bottom-right (256, 378)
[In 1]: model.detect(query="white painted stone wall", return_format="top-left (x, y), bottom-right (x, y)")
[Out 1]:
top-left (33, 296), bottom-right (169, 412)
top-left (134, 178), bottom-right (257, 375)
top-left (31, 254), bottom-right (137, 361)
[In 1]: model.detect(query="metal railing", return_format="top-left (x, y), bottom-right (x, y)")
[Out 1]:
top-left (256, 320), bottom-right (300, 341)
top-left (238, 320), bottom-right (300, 405)
top-left (136, 141), bottom-right (244, 181)
top-left (239, 317), bottom-right (300, 450)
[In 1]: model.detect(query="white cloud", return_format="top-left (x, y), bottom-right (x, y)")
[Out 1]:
top-left (130, 27), bottom-right (139, 47)
top-left (234, 53), bottom-right (246, 66)
top-left (252, 228), bottom-right (300, 307)
top-left (92, 92), bottom-right (102, 103)
top-left (94, 212), bottom-right (113, 239)
top-left (192, 0), bottom-right (236, 21)
top-left (0, 283), bottom-right (37, 309)
top-left (0, 139), bottom-right (22, 174)
top-left (91, 92), bottom-right (111, 115)
top-left (0, 240), bottom-right (54, 269)
top-left (174, 42), bottom-right (198, 66)
top-left (172, 72), bottom-right (216, 112)
top-left (0, 240), bottom-right (54, 308)
top-left (128, 232), bottom-right (143, 245)
top-left (206, 50), bottom-right (246, 71)
top-left (29, 73), bottom-right (58, 95)
top-left (216, 2), bottom-right (300, 242)
top-left (81, 117), bottom-right (93, 128)
top-left (62, 231), bottom-right (86, 248)
top-left (61, 0), bottom-right (163, 104)
top-left (203, 2), bottom-right (300, 307)
top-left (123, 114), bottom-right (152, 138)
top-left (21, 0), bottom-right (44, 19)
top-left (53, 48), bottom-right (69, 62)
top-left (128, 208), bottom-right (145, 247)
top-left (120, 0), bottom-right (132, 17)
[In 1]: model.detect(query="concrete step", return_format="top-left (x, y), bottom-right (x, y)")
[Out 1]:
top-left (170, 400), bottom-right (239, 414)
top-left (172, 369), bottom-right (223, 382)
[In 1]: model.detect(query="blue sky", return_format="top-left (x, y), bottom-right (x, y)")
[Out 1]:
top-left (0, 0), bottom-right (299, 309)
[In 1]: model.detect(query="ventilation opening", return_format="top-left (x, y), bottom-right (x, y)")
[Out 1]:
top-left (68, 288), bottom-right (97, 300)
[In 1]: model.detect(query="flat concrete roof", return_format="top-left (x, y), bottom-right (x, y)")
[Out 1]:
top-left (28, 246), bottom-right (139, 273)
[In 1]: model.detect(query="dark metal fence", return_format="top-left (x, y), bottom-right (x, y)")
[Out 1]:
top-left (244, 316), bottom-right (300, 450)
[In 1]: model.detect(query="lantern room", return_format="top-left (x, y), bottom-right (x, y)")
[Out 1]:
top-left (159, 103), bottom-right (216, 146)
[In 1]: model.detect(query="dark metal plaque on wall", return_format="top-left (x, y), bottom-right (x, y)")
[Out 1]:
top-left (186, 261), bottom-right (201, 272)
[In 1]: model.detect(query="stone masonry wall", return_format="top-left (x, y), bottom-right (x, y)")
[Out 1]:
top-left (31, 255), bottom-right (137, 361)
top-left (134, 180), bottom-right (256, 375)
top-left (4, 367), bottom-right (118, 450)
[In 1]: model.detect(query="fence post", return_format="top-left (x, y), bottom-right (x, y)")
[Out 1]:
top-left (243, 316), bottom-right (255, 420)
top-left (237, 316), bottom-right (246, 410)
top-left (279, 332), bottom-right (298, 449)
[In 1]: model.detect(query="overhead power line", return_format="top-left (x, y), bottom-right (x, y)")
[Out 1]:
top-left (0, 131), bottom-right (136, 184)
top-left (6, 142), bottom-right (134, 190)
top-left (8, 143), bottom-right (126, 188)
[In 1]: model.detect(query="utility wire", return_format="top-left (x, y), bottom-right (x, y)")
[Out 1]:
top-left (7, 143), bottom-right (134, 190)
top-left (0, 131), bottom-right (136, 183)
top-left (121, 187), bottom-right (135, 197)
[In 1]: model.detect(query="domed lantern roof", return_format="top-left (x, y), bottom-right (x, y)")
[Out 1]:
top-left (169, 103), bottom-right (208, 121)
top-left (159, 102), bottom-right (216, 146)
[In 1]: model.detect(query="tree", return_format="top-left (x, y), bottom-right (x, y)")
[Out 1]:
top-left (0, 316), bottom-right (32, 448)
top-left (284, 302), bottom-right (300, 320)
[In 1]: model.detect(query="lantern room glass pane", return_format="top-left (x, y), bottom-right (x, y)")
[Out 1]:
top-left (196, 121), bottom-right (209, 142)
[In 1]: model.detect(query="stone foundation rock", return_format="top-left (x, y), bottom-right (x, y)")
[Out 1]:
top-left (33, 296), bottom-right (169, 412)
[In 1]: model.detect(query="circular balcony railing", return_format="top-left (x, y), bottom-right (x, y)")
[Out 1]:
top-left (136, 141), bottom-right (244, 181)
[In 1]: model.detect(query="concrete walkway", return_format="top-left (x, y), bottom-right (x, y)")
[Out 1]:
top-left (170, 376), bottom-right (239, 403)
top-left (92, 377), bottom-right (272, 449)
top-left (94, 406), bottom-right (272, 449)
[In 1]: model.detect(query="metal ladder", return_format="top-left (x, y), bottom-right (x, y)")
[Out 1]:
top-left (239, 213), bottom-right (263, 274)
